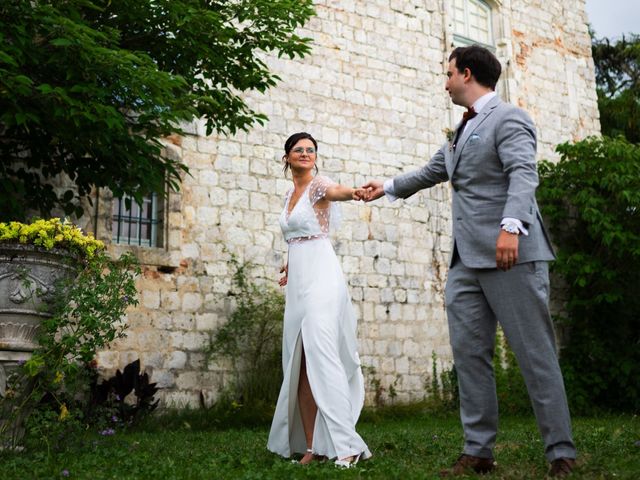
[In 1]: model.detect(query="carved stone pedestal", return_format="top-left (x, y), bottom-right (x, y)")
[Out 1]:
top-left (0, 244), bottom-right (77, 448)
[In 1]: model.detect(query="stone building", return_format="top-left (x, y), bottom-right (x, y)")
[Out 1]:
top-left (82, 0), bottom-right (600, 407)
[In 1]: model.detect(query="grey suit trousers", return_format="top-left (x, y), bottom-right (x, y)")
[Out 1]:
top-left (445, 257), bottom-right (576, 461)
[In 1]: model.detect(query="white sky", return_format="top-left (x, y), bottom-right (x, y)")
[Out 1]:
top-left (584, 0), bottom-right (639, 40)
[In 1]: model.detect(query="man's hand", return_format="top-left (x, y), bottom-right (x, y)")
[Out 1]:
top-left (278, 264), bottom-right (288, 287)
top-left (496, 230), bottom-right (519, 271)
top-left (360, 180), bottom-right (385, 202)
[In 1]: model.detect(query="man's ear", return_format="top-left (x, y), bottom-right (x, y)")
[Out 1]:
top-left (463, 67), bottom-right (473, 82)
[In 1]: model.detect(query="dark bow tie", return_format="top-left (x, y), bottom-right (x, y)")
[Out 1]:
top-left (462, 107), bottom-right (477, 122)
top-left (452, 107), bottom-right (478, 150)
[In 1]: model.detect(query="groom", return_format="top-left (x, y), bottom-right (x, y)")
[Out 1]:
top-left (362, 45), bottom-right (577, 477)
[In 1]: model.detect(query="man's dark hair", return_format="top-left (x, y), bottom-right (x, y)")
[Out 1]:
top-left (449, 45), bottom-right (502, 90)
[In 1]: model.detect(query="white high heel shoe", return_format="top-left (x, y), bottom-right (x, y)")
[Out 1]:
top-left (334, 452), bottom-right (363, 468)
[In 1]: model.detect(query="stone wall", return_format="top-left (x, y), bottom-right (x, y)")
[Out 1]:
top-left (82, 0), bottom-right (599, 407)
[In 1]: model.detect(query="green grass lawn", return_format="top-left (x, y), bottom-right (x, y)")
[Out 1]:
top-left (1, 411), bottom-right (638, 479)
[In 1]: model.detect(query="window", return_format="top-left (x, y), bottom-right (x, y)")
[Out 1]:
top-left (452, 0), bottom-right (493, 48)
top-left (112, 193), bottom-right (164, 247)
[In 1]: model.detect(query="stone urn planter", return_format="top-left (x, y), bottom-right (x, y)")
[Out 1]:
top-left (0, 244), bottom-right (78, 448)
top-left (0, 244), bottom-right (78, 381)
top-left (0, 219), bottom-right (105, 448)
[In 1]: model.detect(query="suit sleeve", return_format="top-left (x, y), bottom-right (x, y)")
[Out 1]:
top-left (392, 144), bottom-right (449, 199)
top-left (496, 108), bottom-right (538, 226)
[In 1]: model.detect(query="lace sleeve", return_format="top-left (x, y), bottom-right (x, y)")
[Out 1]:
top-left (309, 176), bottom-right (337, 206)
top-left (308, 175), bottom-right (342, 232)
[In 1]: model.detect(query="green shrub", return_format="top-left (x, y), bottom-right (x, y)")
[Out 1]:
top-left (1, 250), bottom-right (140, 448)
top-left (207, 254), bottom-right (284, 409)
top-left (538, 136), bottom-right (640, 413)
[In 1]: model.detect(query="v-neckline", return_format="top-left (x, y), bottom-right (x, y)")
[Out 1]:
top-left (286, 180), bottom-right (313, 220)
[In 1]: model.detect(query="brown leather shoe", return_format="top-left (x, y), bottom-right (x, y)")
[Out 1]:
top-left (547, 457), bottom-right (576, 477)
top-left (440, 454), bottom-right (496, 477)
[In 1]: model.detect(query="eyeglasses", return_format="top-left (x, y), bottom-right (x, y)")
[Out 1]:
top-left (291, 147), bottom-right (316, 154)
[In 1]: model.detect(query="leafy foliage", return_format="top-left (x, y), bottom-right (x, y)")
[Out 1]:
top-left (538, 136), bottom-right (640, 412)
top-left (591, 33), bottom-right (640, 142)
top-left (89, 359), bottom-right (159, 424)
top-left (0, 0), bottom-right (314, 220)
top-left (0, 217), bottom-right (103, 257)
top-left (207, 254), bottom-right (284, 409)
top-left (0, 250), bottom-right (140, 447)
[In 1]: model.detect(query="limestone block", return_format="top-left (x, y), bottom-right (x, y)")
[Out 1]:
top-left (196, 313), bottom-right (218, 331)
top-left (388, 303), bottom-right (402, 321)
top-left (182, 332), bottom-right (210, 351)
top-left (196, 207), bottom-right (219, 226)
top-left (136, 331), bottom-right (164, 351)
top-left (374, 340), bottom-right (388, 355)
top-left (396, 356), bottom-right (410, 374)
top-left (96, 351), bottom-right (120, 370)
top-left (141, 351), bottom-right (164, 369)
top-left (152, 313), bottom-right (173, 330)
top-left (165, 351), bottom-right (188, 370)
top-left (142, 290), bottom-right (160, 309)
top-left (172, 313), bottom-right (196, 331)
top-left (160, 291), bottom-right (180, 311)
top-left (151, 369), bottom-right (175, 389)
top-left (162, 391), bottom-right (200, 409)
top-left (188, 352), bottom-right (206, 370)
top-left (182, 292), bottom-right (203, 312)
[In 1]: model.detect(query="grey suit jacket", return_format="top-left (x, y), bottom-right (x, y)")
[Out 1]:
top-left (393, 96), bottom-right (555, 268)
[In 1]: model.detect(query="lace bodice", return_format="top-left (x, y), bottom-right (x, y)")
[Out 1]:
top-left (279, 176), bottom-right (341, 244)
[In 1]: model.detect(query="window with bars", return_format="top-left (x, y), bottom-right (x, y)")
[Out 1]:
top-left (452, 0), bottom-right (493, 48)
top-left (112, 193), bottom-right (164, 248)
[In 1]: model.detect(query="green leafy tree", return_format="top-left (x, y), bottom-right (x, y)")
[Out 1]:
top-left (538, 136), bottom-right (640, 412)
top-left (591, 32), bottom-right (640, 142)
top-left (0, 0), bottom-right (314, 220)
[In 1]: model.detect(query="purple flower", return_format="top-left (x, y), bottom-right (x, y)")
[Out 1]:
top-left (17, 360), bottom-right (26, 366)
top-left (99, 428), bottom-right (115, 436)
top-left (62, 470), bottom-right (70, 477)
top-left (115, 394), bottom-right (121, 401)
top-left (111, 415), bottom-right (118, 423)
top-left (121, 295), bottom-right (130, 304)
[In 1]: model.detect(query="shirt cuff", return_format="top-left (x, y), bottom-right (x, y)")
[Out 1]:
top-left (501, 217), bottom-right (529, 236)
top-left (383, 179), bottom-right (398, 202)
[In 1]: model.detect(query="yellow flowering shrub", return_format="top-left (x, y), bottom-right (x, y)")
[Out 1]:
top-left (0, 218), bottom-right (104, 257)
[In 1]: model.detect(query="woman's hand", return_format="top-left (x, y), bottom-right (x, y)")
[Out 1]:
top-left (278, 264), bottom-right (288, 287)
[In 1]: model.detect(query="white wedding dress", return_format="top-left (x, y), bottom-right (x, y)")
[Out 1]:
top-left (267, 176), bottom-right (371, 461)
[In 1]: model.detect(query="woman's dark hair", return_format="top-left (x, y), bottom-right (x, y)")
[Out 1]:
top-left (283, 132), bottom-right (319, 176)
top-left (449, 45), bottom-right (502, 90)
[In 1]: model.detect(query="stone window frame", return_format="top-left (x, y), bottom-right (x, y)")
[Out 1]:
top-left (111, 192), bottom-right (165, 249)
top-left (451, 0), bottom-right (495, 50)
top-left (89, 142), bottom-right (184, 270)
top-left (444, 0), bottom-right (513, 124)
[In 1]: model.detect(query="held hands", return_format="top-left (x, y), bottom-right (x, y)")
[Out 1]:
top-left (352, 187), bottom-right (369, 201)
top-left (351, 180), bottom-right (384, 202)
top-left (278, 264), bottom-right (288, 287)
top-left (496, 230), bottom-right (519, 271)
top-left (360, 180), bottom-right (385, 202)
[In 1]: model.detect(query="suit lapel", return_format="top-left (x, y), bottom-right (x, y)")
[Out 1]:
top-left (451, 96), bottom-right (501, 175)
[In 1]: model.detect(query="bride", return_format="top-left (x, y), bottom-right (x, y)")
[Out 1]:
top-left (267, 132), bottom-right (372, 467)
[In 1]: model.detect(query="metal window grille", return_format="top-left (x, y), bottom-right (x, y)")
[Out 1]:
top-left (112, 193), bottom-right (164, 247)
